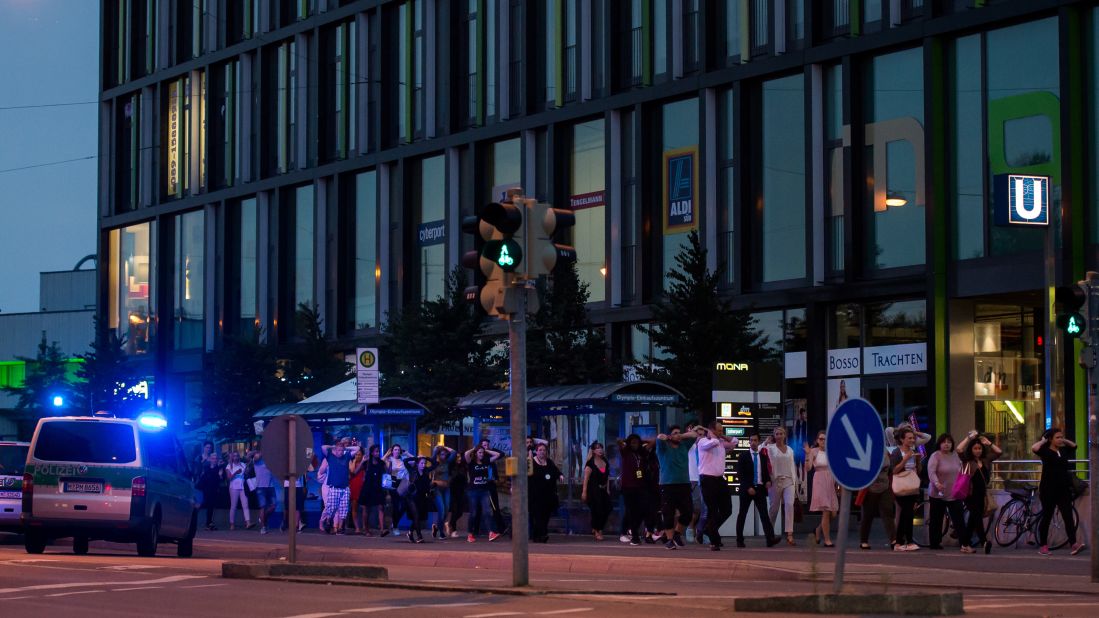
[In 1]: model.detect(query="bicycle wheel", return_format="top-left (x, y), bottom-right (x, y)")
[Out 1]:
top-left (993, 499), bottom-right (1025, 547)
top-left (1047, 505), bottom-right (1079, 550)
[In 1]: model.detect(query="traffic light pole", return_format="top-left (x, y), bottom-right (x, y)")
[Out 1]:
top-left (1087, 271), bottom-right (1099, 583)
top-left (508, 287), bottom-right (529, 588)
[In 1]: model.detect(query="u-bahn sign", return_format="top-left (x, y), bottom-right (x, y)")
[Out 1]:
top-left (994, 174), bottom-right (1049, 226)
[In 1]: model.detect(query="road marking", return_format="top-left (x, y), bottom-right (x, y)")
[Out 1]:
top-left (537, 610), bottom-right (594, 616)
top-left (111, 587), bottom-right (164, 592)
top-left (180, 583), bottom-right (228, 589)
top-left (47, 590), bottom-right (106, 597)
top-left (3, 559), bottom-right (60, 564)
top-left (99, 564), bottom-right (165, 571)
top-left (0, 574), bottom-right (206, 594)
top-left (339, 602), bottom-right (486, 614)
top-left (463, 613), bottom-right (523, 618)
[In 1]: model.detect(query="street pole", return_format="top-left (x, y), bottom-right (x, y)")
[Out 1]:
top-left (288, 427), bottom-right (298, 564)
top-left (1045, 224), bottom-right (1061, 429)
top-left (1087, 271), bottom-right (1099, 582)
top-left (832, 487), bottom-right (850, 594)
top-left (508, 287), bottom-right (529, 588)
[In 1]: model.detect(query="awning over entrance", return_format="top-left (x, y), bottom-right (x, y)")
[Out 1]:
top-left (253, 379), bottom-right (429, 420)
top-left (457, 380), bottom-right (683, 415)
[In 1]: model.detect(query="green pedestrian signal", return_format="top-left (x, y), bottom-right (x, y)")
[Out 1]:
top-left (483, 239), bottom-right (523, 273)
top-left (1067, 315), bottom-right (1083, 335)
top-left (1058, 311), bottom-right (1087, 339)
top-left (497, 244), bottom-right (515, 268)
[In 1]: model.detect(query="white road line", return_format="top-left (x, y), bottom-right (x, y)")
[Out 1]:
top-left (340, 602), bottom-right (486, 614)
top-left (99, 564), bottom-right (165, 571)
top-left (0, 574), bottom-right (206, 594)
top-left (180, 583), bottom-right (228, 589)
top-left (278, 613), bottom-right (342, 618)
top-left (47, 590), bottom-right (106, 598)
top-left (463, 612), bottom-right (523, 618)
top-left (111, 587), bottom-right (164, 592)
top-left (537, 610), bottom-right (594, 616)
top-left (0, 596), bottom-right (34, 601)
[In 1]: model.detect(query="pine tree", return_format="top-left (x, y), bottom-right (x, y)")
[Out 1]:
top-left (284, 303), bottom-right (352, 399)
top-left (2, 335), bottom-right (79, 420)
top-left (380, 267), bottom-right (504, 428)
top-left (74, 315), bottom-right (145, 417)
top-left (203, 328), bottom-right (290, 441)
top-left (527, 261), bottom-right (613, 386)
top-left (641, 230), bottom-right (769, 422)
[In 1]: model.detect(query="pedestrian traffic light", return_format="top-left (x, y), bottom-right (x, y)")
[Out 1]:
top-left (461, 214), bottom-right (489, 305)
top-left (1056, 281), bottom-right (1090, 341)
top-left (522, 199), bottom-right (577, 278)
top-left (481, 200), bottom-right (524, 273)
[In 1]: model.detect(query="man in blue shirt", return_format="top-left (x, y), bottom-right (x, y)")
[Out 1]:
top-left (319, 443), bottom-right (353, 534)
top-left (652, 425), bottom-right (696, 550)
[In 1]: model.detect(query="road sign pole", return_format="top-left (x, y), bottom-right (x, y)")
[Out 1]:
top-left (288, 427), bottom-right (298, 564)
top-left (1087, 271), bottom-right (1099, 583)
top-left (833, 487), bottom-right (850, 594)
top-left (509, 289), bottom-right (529, 588)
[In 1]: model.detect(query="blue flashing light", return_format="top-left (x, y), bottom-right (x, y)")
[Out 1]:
top-left (51, 395), bottom-right (64, 408)
top-left (137, 412), bottom-right (168, 430)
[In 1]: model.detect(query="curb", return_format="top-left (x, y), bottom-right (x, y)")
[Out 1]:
top-left (734, 592), bottom-right (964, 615)
top-left (251, 575), bottom-right (677, 597)
top-left (222, 561), bottom-right (388, 580)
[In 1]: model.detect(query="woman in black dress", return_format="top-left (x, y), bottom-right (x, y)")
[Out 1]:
top-left (354, 445), bottom-right (389, 536)
top-left (401, 456), bottom-right (437, 543)
top-left (529, 443), bottom-right (564, 543)
top-left (955, 431), bottom-right (1001, 554)
top-left (447, 451), bottom-right (468, 538)
top-left (581, 441), bottom-right (612, 541)
top-left (1032, 428), bottom-right (1084, 555)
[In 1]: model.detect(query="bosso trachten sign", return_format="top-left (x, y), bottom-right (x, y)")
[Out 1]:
top-left (827, 343), bottom-right (926, 377)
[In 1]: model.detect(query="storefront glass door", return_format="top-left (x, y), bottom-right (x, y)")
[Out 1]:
top-left (862, 374), bottom-right (931, 439)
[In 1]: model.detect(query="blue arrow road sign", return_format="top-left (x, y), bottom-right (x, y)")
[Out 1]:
top-left (825, 398), bottom-right (886, 490)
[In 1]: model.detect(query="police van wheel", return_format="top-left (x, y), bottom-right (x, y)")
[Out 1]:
top-left (24, 534), bottom-right (46, 555)
top-left (137, 521), bottom-right (159, 557)
top-left (73, 536), bottom-right (89, 555)
top-left (177, 511), bottom-right (197, 558)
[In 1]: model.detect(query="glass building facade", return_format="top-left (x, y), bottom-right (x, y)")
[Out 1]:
top-left (98, 0), bottom-right (1097, 457)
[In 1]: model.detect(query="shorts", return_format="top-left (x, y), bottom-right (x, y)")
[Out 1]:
top-left (255, 487), bottom-right (277, 508)
top-left (659, 483), bottom-right (694, 528)
top-left (323, 486), bottom-right (351, 520)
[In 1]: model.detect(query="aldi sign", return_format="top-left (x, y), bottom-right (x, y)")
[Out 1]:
top-left (663, 146), bottom-right (699, 233)
top-left (994, 174), bottom-right (1049, 226)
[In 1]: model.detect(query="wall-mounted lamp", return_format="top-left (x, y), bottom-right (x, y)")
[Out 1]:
top-left (885, 193), bottom-right (908, 208)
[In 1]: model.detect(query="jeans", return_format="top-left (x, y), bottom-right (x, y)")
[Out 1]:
top-left (467, 488), bottom-right (496, 536)
top-left (895, 494), bottom-right (918, 546)
top-left (228, 487), bottom-right (251, 525)
top-left (433, 487), bottom-right (451, 528)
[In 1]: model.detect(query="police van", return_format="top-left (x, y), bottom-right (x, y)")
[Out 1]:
top-left (21, 413), bottom-right (198, 557)
top-left (0, 441), bottom-right (30, 532)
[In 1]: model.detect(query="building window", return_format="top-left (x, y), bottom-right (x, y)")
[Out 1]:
top-left (463, 0), bottom-right (479, 126)
top-left (109, 222), bottom-right (156, 355)
top-left (759, 74), bottom-right (806, 283)
top-left (953, 34), bottom-right (983, 260)
top-left (564, 0), bottom-right (579, 101)
top-left (417, 155), bottom-right (447, 301)
top-left (720, 0), bottom-right (741, 64)
top-left (412, 0), bottom-right (425, 136)
top-left (828, 303), bottom-right (861, 349)
top-left (866, 299), bottom-right (927, 346)
top-left (544, 0), bottom-right (558, 106)
top-left (750, 0), bottom-right (770, 56)
top-left (354, 171), bottom-right (379, 330)
top-left (974, 304), bottom-right (1044, 460)
top-left (622, 110), bottom-right (641, 304)
top-left (277, 40), bottom-right (298, 173)
top-left (653, 0), bottom-right (667, 76)
top-left (862, 0), bottom-right (884, 33)
top-left (486, 0), bottom-right (497, 119)
top-left (490, 138), bottom-right (522, 191)
top-left (164, 73), bottom-right (206, 198)
top-left (324, 21), bottom-right (358, 161)
top-left (238, 198), bottom-right (259, 334)
top-left (214, 60), bottom-right (241, 188)
top-left (683, 0), bottom-right (701, 73)
top-left (826, 0), bottom-right (851, 38)
top-left (294, 184), bottom-right (315, 311)
top-left (824, 63), bottom-right (845, 274)
top-left (509, 0), bottom-right (525, 113)
top-left (785, 0), bottom-right (805, 49)
top-left (718, 89), bottom-right (736, 288)
top-left (570, 120), bottom-right (606, 303)
top-left (174, 210), bottom-right (204, 350)
top-left (116, 93), bottom-right (141, 213)
top-left (397, 0), bottom-right (425, 140)
top-left (661, 98), bottom-right (699, 291)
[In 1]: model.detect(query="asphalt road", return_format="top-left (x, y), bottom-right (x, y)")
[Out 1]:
top-left (0, 531), bottom-right (1096, 617)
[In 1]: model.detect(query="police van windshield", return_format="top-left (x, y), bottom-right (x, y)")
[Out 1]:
top-left (0, 444), bottom-right (29, 476)
top-left (34, 422), bottom-right (137, 464)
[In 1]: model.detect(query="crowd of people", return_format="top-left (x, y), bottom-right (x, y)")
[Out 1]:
top-left (189, 421), bottom-right (1085, 556)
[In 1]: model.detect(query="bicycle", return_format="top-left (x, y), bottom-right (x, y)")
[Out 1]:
top-left (993, 486), bottom-right (1078, 550)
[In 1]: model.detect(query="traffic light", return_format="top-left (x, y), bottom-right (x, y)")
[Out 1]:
top-left (1056, 281), bottom-right (1090, 341)
top-left (462, 197), bottom-right (526, 318)
top-left (522, 199), bottom-right (577, 278)
top-left (481, 200), bottom-right (525, 273)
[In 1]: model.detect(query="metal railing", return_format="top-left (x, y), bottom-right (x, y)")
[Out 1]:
top-left (990, 459), bottom-right (1090, 491)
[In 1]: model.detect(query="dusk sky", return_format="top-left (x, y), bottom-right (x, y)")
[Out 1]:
top-left (0, 0), bottom-right (99, 314)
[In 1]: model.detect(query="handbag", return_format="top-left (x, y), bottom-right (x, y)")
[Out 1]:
top-left (246, 477), bottom-right (258, 492)
top-left (892, 470), bottom-right (920, 497)
top-left (950, 463), bottom-right (973, 501)
top-left (1069, 474), bottom-right (1087, 498)
top-left (381, 474), bottom-right (394, 490)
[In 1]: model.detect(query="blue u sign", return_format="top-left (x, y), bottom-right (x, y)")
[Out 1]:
top-left (993, 174), bottom-right (1050, 227)
top-left (825, 398), bottom-right (886, 491)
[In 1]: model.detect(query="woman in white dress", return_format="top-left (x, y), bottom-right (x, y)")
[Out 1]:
top-left (764, 427), bottom-right (798, 545)
top-left (805, 431), bottom-right (839, 546)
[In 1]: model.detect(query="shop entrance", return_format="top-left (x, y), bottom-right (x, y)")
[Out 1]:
top-left (863, 373), bottom-right (930, 436)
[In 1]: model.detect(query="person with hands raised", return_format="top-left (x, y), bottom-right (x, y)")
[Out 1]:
top-left (1032, 428), bottom-right (1084, 556)
top-left (955, 430), bottom-right (1001, 554)
top-left (890, 428), bottom-right (922, 551)
top-left (697, 421), bottom-right (738, 550)
top-left (654, 425), bottom-right (697, 549)
top-left (581, 441), bottom-right (612, 541)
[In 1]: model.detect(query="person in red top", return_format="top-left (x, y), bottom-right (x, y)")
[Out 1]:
top-left (348, 449), bottom-right (366, 534)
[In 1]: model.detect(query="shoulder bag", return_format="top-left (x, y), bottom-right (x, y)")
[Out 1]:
top-left (381, 473), bottom-right (394, 490)
top-left (892, 470), bottom-right (920, 497)
top-left (950, 462), bottom-right (973, 501)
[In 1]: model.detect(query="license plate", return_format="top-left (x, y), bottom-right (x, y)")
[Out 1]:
top-left (63, 481), bottom-right (103, 494)
top-left (0, 491), bottom-right (19, 499)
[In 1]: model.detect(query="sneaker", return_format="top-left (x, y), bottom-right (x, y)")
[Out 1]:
top-left (960, 545), bottom-right (974, 554)
top-left (673, 533), bottom-right (685, 547)
top-left (450, 531), bottom-right (461, 538)
top-left (488, 532), bottom-right (502, 542)
top-left (298, 521), bottom-right (306, 532)
top-left (1038, 545), bottom-right (1051, 556)
top-left (260, 526), bottom-right (268, 535)
top-left (906, 544), bottom-right (920, 551)
top-left (1071, 542), bottom-right (1086, 556)
top-left (664, 539), bottom-right (677, 550)
top-left (983, 541), bottom-right (992, 555)
top-left (643, 535), bottom-right (656, 545)
top-left (629, 538), bottom-right (641, 546)
top-left (467, 534), bottom-right (476, 543)
top-left (765, 537), bottom-right (781, 548)
top-left (406, 531), bottom-right (415, 543)
top-left (619, 534), bottom-right (631, 543)
top-left (245, 521), bottom-right (256, 530)
top-left (893, 543), bottom-right (908, 552)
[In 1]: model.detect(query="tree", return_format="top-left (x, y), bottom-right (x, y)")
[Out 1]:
top-left (527, 261), bottom-right (613, 386)
top-left (2, 335), bottom-right (79, 421)
top-left (284, 303), bottom-right (353, 399)
top-left (74, 315), bottom-right (146, 417)
top-left (203, 328), bottom-right (290, 441)
top-left (380, 267), bottom-right (504, 429)
top-left (641, 230), bottom-right (769, 422)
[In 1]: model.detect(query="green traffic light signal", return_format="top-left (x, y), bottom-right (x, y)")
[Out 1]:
top-left (483, 239), bottom-right (523, 273)
top-left (1059, 312), bottom-right (1087, 338)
